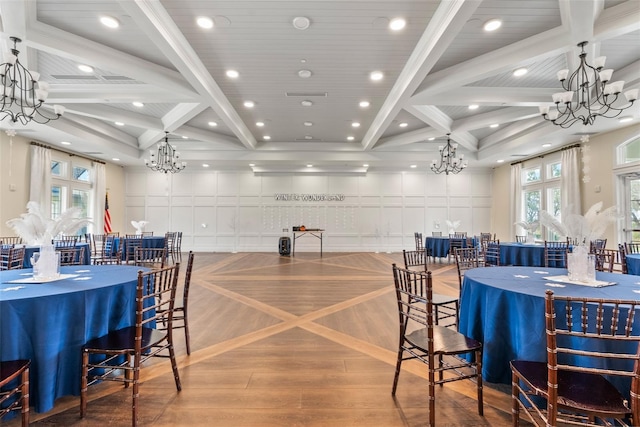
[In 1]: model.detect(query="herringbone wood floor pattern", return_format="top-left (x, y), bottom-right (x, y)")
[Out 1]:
top-left (12, 252), bottom-right (516, 426)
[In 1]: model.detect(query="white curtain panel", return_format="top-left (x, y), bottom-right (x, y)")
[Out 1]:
top-left (561, 147), bottom-right (581, 216)
top-left (510, 163), bottom-right (522, 240)
top-left (29, 145), bottom-right (52, 218)
top-left (92, 163), bottom-right (106, 234)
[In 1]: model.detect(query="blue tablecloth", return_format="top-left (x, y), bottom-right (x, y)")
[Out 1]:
top-left (22, 243), bottom-right (91, 268)
top-left (459, 266), bottom-right (640, 386)
top-left (627, 253), bottom-right (640, 275)
top-left (425, 236), bottom-right (477, 258)
top-left (113, 236), bottom-right (165, 260)
top-left (0, 265), bottom-right (142, 413)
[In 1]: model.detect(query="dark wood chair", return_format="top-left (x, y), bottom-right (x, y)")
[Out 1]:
top-left (133, 247), bottom-right (167, 269)
top-left (81, 264), bottom-right (182, 426)
top-left (164, 231), bottom-right (177, 264)
top-left (140, 231), bottom-right (154, 237)
top-left (92, 236), bottom-right (122, 265)
top-left (515, 235), bottom-right (526, 243)
top-left (0, 236), bottom-right (22, 245)
top-left (432, 231), bottom-right (442, 237)
top-left (175, 231), bottom-right (183, 262)
top-left (625, 242), bottom-right (640, 254)
top-left (0, 359), bottom-right (30, 426)
top-left (543, 240), bottom-right (569, 268)
top-left (511, 290), bottom-right (640, 426)
top-left (589, 238), bottom-right (607, 253)
top-left (482, 240), bottom-right (500, 267)
top-left (1, 246), bottom-right (25, 270)
top-left (402, 249), bottom-right (458, 328)
top-left (123, 235), bottom-right (143, 264)
top-left (454, 247), bottom-right (480, 289)
top-left (448, 237), bottom-right (465, 263)
top-left (414, 232), bottom-right (424, 251)
top-left (57, 246), bottom-right (86, 266)
top-left (619, 243), bottom-right (628, 274)
top-left (594, 250), bottom-right (614, 272)
top-left (391, 265), bottom-right (483, 427)
top-left (164, 251), bottom-right (194, 355)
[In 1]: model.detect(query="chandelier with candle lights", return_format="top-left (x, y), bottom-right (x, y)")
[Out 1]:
top-left (144, 131), bottom-right (186, 173)
top-left (431, 134), bottom-right (467, 175)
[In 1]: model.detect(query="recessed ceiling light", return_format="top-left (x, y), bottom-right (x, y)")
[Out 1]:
top-left (428, 137), bottom-right (435, 141)
top-left (619, 116), bottom-right (634, 123)
top-left (497, 159), bottom-right (505, 163)
top-left (347, 136), bottom-right (355, 141)
top-left (249, 163), bottom-right (255, 167)
top-left (99, 16), bottom-right (119, 29)
top-left (292, 16), bottom-right (311, 30)
top-left (298, 69), bottom-right (312, 78)
top-left (78, 64), bottom-right (93, 73)
top-left (243, 101), bottom-right (255, 108)
top-left (202, 163), bottom-right (210, 168)
top-left (304, 121), bottom-right (313, 127)
top-left (363, 164), bottom-right (369, 167)
top-left (208, 121), bottom-right (217, 127)
top-left (226, 70), bottom-right (239, 78)
top-left (468, 104), bottom-right (479, 110)
top-left (399, 122), bottom-right (408, 127)
top-left (370, 71), bottom-right (384, 81)
top-left (542, 143), bottom-right (552, 148)
top-left (389, 18), bottom-right (406, 31)
top-left (60, 141), bottom-right (71, 145)
top-left (301, 100), bottom-right (313, 107)
top-left (490, 123), bottom-right (499, 128)
top-left (114, 121), bottom-right (124, 126)
top-left (513, 68), bottom-right (528, 77)
top-left (263, 135), bottom-right (271, 140)
top-left (306, 164), bottom-right (313, 168)
top-left (196, 16), bottom-right (214, 29)
top-left (132, 101), bottom-right (144, 107)
top-left (410, 164), bottom-right (417, 168)
top-left (112, 158), bottom-right (120, 161)
top-left (352, 122), bottom-right (360, 128)
top-left (304, 135), bottom-right (313, 140)
top-left (359, 101), bottom-right (370, 108)
top-left (182, 136), bottom-right (188, 139)
top-left (300, 59), bottom-right (307, 63)
top-left (256, 121), bottom-right (265, 127)
top-left (483, 19), bottom-right (502, 32)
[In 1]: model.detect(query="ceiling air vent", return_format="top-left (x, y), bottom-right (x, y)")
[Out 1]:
top-left (102, 75), bottom-right (135, 81)
top-left (294, 138), bottom-right (324, 142)
top-left (51, 75), bottom-right (99, 80)
top-left (285, 92), bottom-right (328, 97)
top-left (82, 152), bottom-right (103, 155)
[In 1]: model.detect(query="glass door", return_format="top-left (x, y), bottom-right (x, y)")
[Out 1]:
top-left (623, 174), bottom-right (640, 243)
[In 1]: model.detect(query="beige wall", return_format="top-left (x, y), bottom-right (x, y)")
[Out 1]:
top-left (0, 132), bottom-right (126, 237)
top-left (491, 123), bottom-right (640, 249)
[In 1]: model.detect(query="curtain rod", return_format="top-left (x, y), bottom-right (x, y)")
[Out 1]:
top-left (510, 143), bottom-right (581, 166)
top-left (30, 141), bottom-right (106, 165)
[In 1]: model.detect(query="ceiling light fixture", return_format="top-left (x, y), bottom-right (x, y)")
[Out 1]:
top-left (513, 68), bottom-right (527, 77)
top-left (306, 164), bottom-right (313, 168)
top-left (619, 116), bottom-right (633, 123)
top-left (389, 18), bottom-right (406, 31)
top-left (196, 16), bottom-right (214, 29)
top-left (359, 101), bottom-right (370, 108)
top-left (100, 16), bottom-right (120, 28)
top-left (256, 121), bottom-right (265, 127)
top-left (304, 121), bottom-right (313, 126)
top-left (115, 121), bottom-right (124, 126)
top-left (490, 123), bottom-right (499, 128)
top-left (431, 133), bottom-right (467, 175)
top-left (132, 101), bottom-right (144, 107)
top-left (226, 70), bottom-right (239, 78)
top-left (352, 122), bottom-right (360, 127)
top-left (112, 158), bottom-right (120, 162)
top-left (144, 131), bottom-right (186, 174)
top-left (370, 71), bottom-right (384, 81)
top-left (78, 64), bottom-right (94, 73)
top-left (243, 101), bottom-right (255, 108)
top-left (347, 136), bottom-right (355, 141)
top-left (540, 41), bottom-right (638, 128)
top-left (293, 17), bottom-right (311, 30)
top-left (0, 37), bottom-right (65, 125)
top-left (301, 100), bottom-right (313, 107)
top-left (298, 69), bottom-right (312, 78)
top-left (202, 163), bottom-right (210, 168)
top-left (468, 104), bottom-right (479, 110)
top-left (208, 121), bottom-right (217, 126)
top-left (483, 19), bottom-right (502, 32)
top-left (497, 159), bottom-right (505, 163)
top-left (60, 141), bottom-right (71, 145)
top-left (542, 143), bottom-right (552, 148)
top-left (263, 135), bottom-right (271, 140)
top-left (410, 164), bottom-right (417, 168)
top-left (399, 122), bottom-right (408, 127)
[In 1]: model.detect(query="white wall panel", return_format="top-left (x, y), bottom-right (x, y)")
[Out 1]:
top-left (125, 170), bottom-right (493, 252)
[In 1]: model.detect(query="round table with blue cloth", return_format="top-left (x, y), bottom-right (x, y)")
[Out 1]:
top-left (459, 266), bottom-right (640, 387)
top-left (0, 265), bottom-right (142, 414)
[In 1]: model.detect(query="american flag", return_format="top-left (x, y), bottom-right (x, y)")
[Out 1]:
top-left (104, 192), bottom-right (112, 233)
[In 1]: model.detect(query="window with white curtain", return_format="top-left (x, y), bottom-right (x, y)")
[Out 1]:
top-left (520, 154), bottom-right (562, 241)
top-left (50, 154), bottom-right (92, 236)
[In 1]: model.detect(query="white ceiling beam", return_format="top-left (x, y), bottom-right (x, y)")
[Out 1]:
top-left (454, 107), bottom-right (540, 132)
top-left (414, 87), bottom-right (558, 106)
top-left (595, 1), bottom-right (640, 39)
top-left (375, 127), bottom-right (439, 149)
top-left (47, 84), bottom-right (196, 104)
top-left (60, 114), bottom-right (138, 147)
top-left (161, 103), bottom-right (208, 134)
top-left (360, 0), bottom-right (481, 150)
top-left (23, 21), bottom-right (198, 98)
top-left (478, 118), bottom-right (544, 151)
top-left (61, 104), bottom-right (163, 130)
top-left (405, 105), bottom-right (453, 134)
top-left (118, 0), bottom-right (257, 150)
top-left (477, 122), bottom-right (562, 160)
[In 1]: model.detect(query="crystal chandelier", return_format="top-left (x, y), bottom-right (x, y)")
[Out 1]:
top-left (144, 131), bottom-right (186, 173)
top-left (539, 41), bottom-right (638, 128)
top-left (0, 37), bottom-right (65, 125)
top-left (431, 134), bottom-right (467, 175)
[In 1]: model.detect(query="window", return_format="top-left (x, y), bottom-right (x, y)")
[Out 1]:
top-left (520, 155), bottom-right (562, 241)
top-left (51, 156), bottom-right (92, 236)
top-left (619, 137), bottom-right (640, 165)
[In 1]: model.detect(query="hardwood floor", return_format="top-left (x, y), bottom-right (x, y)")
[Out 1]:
top-left (11, 252), bottom-right (518, 426)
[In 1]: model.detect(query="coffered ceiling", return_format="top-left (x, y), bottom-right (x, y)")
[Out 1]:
top-left (0, 0), bottom-right (639, 173)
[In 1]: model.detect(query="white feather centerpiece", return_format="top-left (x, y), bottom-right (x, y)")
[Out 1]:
top-left (539, 202), bottom-right (618, 283)
top-left (446, 220), bottom-right (461, 236)
top-left (6, 201), bottom-right (92, 246)
top-left (131, 220), bottom-right (149, 236)
top-left (514, 221), bottom-right (539, 244)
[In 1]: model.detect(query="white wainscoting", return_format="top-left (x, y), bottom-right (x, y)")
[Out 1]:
top-left (124, 169), bottom-right (492, 253)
